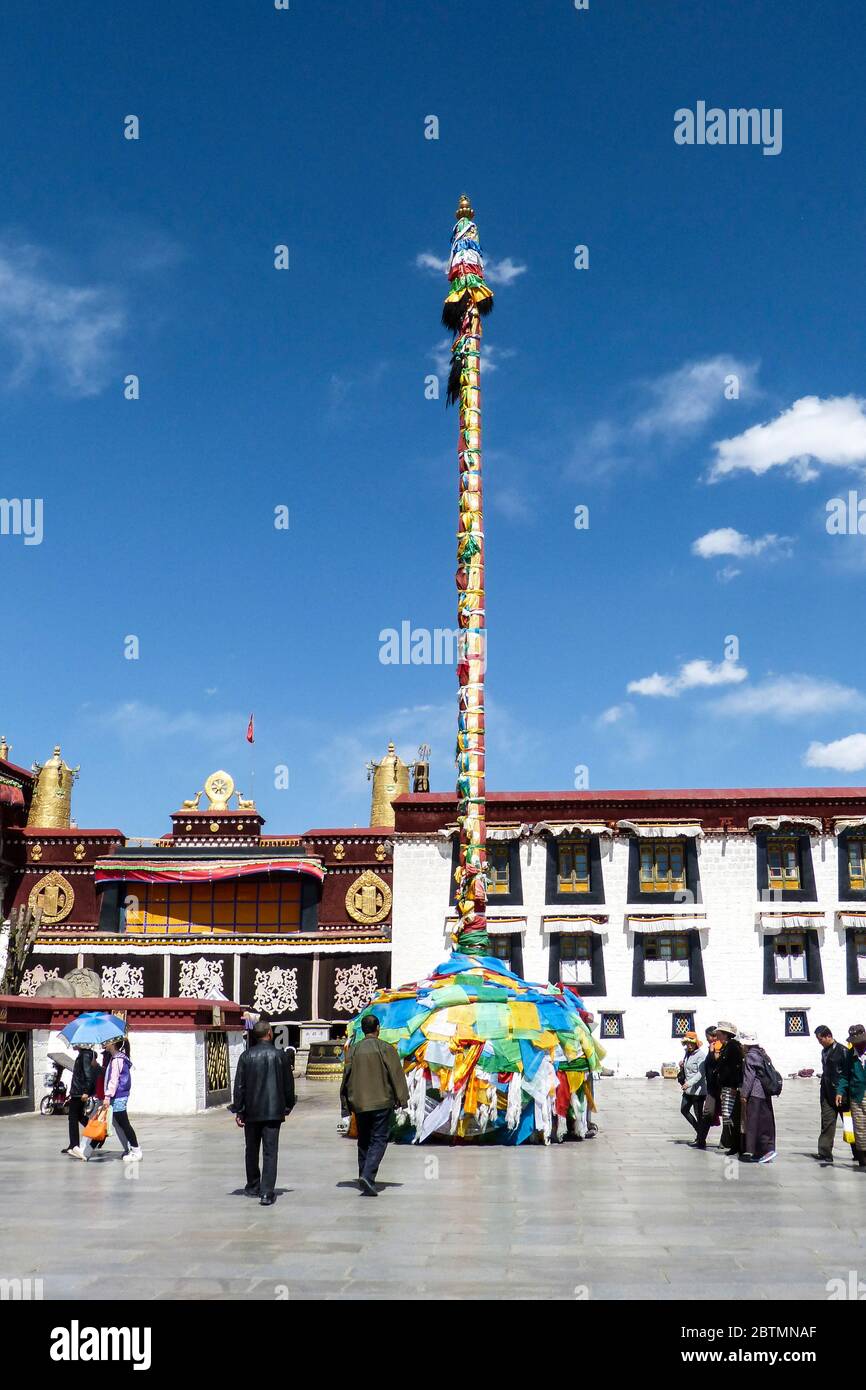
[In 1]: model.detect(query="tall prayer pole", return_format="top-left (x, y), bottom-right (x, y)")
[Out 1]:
top-left (444, 195), bottom-right (494, 958)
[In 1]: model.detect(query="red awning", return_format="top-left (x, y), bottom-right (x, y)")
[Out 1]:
top-left (93, 856), bottom-right (325, 886)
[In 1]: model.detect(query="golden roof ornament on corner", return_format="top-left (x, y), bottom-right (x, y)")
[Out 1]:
top-left (366, 740), bottom-right (410, 828)
top-left (27, 745), bottom-right (80, 829)
top-left (0, 734), bottom-right (10, 761)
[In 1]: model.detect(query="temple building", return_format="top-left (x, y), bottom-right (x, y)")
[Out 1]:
top-left (3, 733), bottom-right (866, 1109)
top-left (389, 788), bottom-right (866, 1077)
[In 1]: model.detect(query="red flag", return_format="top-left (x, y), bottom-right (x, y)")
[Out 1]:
top-left (246, 714), bottom-right (254, 744)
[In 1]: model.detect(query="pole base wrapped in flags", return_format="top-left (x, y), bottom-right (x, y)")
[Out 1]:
top-left (346, 955), bottom-right (605, 1144)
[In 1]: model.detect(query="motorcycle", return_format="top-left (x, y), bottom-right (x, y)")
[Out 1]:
top-left (40, 1052), bottom-right (75, 1116)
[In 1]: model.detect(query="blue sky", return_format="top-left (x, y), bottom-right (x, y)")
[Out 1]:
top-left (1, 0), bottom-right (865, 835)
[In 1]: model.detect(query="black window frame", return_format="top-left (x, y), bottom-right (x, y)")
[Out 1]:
top-left (838, 830), bottom-right (866, 902)
top-left (632, 928), bottom-right (706, 997)
top-left (755, 830), bottom-right (817, 903)
top-left (486, 931), bottom-right (524, 976)
top-left (784, 1009), bottom-right (809, 1037)
top-left (548, 931), bottom-right (606, 996)
top-left (845, 928), bottom-right (866, 994)
top-left (671, 1010), bottom-right (695, 1039)
top-left (762, 928), bottom-right (824, 994)
top-left (450, 838), bottom-right (523, 907)
top-left (600, 1011), bottom-right (624, 1040)
top-left (545, 834), bottom-right (606, 906)
top-left (626, 838), bottom-right (702, 905)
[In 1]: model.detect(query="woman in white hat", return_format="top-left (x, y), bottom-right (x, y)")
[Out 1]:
top-left (739, 1031), bottom-right (779, 1163)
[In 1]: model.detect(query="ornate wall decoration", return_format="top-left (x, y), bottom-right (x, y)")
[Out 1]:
top-left (253, 965), bottom-right (299, 1016)
top-left (30, 844), bottom-right (43, 862)
top-left (101, 962), bottom-right (144, 999)
top-left (375, 842), bottom-right (388, 861)
top-left (73, 843), bottom-right (86, 861)
top-left (178, 957), bottom-right (225, 999)
top-left (333, 843), bottom-right (346, 860)
top-left (333, 963), bottom-right (379, 1014)
top-left (345, 869), bottom-right (391, 925)
top-left (28, 871), bottom-right (74, 925)
top-left (19, 964), bottom-right (60, 997)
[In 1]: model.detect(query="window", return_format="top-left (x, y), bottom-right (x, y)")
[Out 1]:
top-left (774, 930), bottom-right (807, 982)
top-left (124, 878), bottom-right (302, 935)
top-left (487, 843), bottom-right (511, 895)
top-left (848, 841), bottom-right (866, 892)
top-left (557, 838), bottom-right (590, 893)
top-left (672, 1011), bottom-right (695, 1038)
top-left (559, 935), bottom-right (593, 985)
top-left (785, 1009), bottom-right (808, 1037)
top-left (643, 933), bottom-right (691, 984)
top-left (767, 839), bottom-right (801, 892)
top-left (487, 932), bottom-right (523, 976)
top-left (855, 931), bottom-right (866, 984)
top-left (639, 841), bottom-right (685, 894)
top-left (600, 1012), bottom-right (624, 1040)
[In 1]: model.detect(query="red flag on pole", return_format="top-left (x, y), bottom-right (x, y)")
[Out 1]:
top-left (246, 714), bottom-right (255, 744)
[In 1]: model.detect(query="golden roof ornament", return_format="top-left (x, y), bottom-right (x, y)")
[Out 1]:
top-left (204, 770), bottom-right (235, 811)
top-left (27, 745), bottom-right (79, 829)
top-left (0, 735), bottom-right (10, 761)
top-left (455, 193), bottom-right (474, 220)
top-left (366, 741), bottom-right (410, 828)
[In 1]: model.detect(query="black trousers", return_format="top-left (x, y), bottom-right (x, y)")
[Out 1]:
top-left (244, 1120), bottom-right (281, 1196)
top-left (112, 1109), bottom-right (139, 1151)
top-left (356, 1108), bottom-right (392, 1184)
top-left (68, 1097), bottom-right (87, 1149)
top-left (680, 1093), bottom-right (704, 1132)
top-left (819, 1095), bottom-right (840, 1160)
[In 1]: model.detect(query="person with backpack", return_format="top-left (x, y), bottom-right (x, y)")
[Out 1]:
top-left (340, 1013), bottom-right (409, 1196)
top-left (738, 1031), bottom-right (780, 1163)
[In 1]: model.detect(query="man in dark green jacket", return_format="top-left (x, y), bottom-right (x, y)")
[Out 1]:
top-left (341, 1014), bottom-right (409, 1196)
top-left (836, 1023), bottom-right (866, 1167)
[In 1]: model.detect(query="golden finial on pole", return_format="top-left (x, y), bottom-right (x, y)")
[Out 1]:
top-left (455, 193), bottom-right (474, 220)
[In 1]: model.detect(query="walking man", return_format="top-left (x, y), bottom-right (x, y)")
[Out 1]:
top-left (678, 1031), bottom-right (707, 1142)
top-left (231, 1021), bottom-right (296, 1205)
top-left (836, 1023), bottom-right (866, 1169)
top-left (341, 1014), bottom-right (409, 1196)
top-left (815, 1024), bottom-right (846, 1164)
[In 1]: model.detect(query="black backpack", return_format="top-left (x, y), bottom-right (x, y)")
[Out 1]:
top-left (757, 1051), bottom-right (783, 1097)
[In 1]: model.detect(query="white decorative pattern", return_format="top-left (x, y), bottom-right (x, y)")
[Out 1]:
top-left (101, 962), bottom-right (144, 998)
top-left (253, 966), bottom-right (298, 1016)
top-left (333, 963), bottom-right (378, 1014)
top-left (19, 964), bottom-right (60, 997)
top-left (178, 957), bottom-right (225, 999)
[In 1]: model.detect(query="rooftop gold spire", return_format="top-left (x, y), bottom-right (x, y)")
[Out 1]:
top-left (27, 745), bottom-right (80, 829)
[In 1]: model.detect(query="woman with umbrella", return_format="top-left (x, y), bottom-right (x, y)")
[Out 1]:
top-left (58, 1012), bottom-right (138, 1162)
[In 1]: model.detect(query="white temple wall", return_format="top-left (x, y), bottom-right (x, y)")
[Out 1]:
top-left (391, 831), bottom-right (858, 1079)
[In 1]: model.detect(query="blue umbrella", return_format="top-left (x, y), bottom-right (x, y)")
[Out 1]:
top-left (58, 1012), bottom-right (127, 1047)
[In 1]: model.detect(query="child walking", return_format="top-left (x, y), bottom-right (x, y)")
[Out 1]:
top-left (103, 1037), bottom-right (143, 1162)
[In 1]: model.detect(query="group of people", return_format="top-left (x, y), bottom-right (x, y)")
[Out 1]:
top-left (678, 1019), bottom-right (866, 1167)
top-left (230, 1014), bottom-right (408, 1204)
top-left (61, 1037), bottom-right (143, 1163)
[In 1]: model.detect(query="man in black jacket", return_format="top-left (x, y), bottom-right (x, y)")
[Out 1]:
top-left (815, 1024), bottom-right (846, 1164)
top-left (231, 1022), bottom-right (296, 1206)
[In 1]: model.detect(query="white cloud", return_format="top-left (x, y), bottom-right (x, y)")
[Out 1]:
top-left (709, 395), bottom-right (866, 481)
top-left (712, 675), bottom-right (863, 720)
top-left (691, 527), bottom-right (794, 560)
top-left (0, 239), bottom-right (125, 396)
top-left (804, 733), bottom-right (866, 772)
top-left (597, 703), bottom-right (632, 725)
top-left (635, 355), bottom-right (758, 436)
top-left (628, 658), bottom-right (747, 699)
top-left (415, 252), bottom-right (527, 287)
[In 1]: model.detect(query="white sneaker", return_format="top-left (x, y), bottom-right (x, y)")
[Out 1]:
top-left (122, 1147), bottom-right (143, 1163)
top-left (69, 1146), bottom-right (88, 1161)
top-left (757, 1150), bottom-right (777, 1164)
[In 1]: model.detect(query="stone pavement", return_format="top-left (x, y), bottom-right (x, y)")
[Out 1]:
top-left (0, 1077), bottom-right (862, 1301)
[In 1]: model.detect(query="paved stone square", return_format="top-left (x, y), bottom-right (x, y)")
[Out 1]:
top-left (1, 1078), bottom-right (862, 1301)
